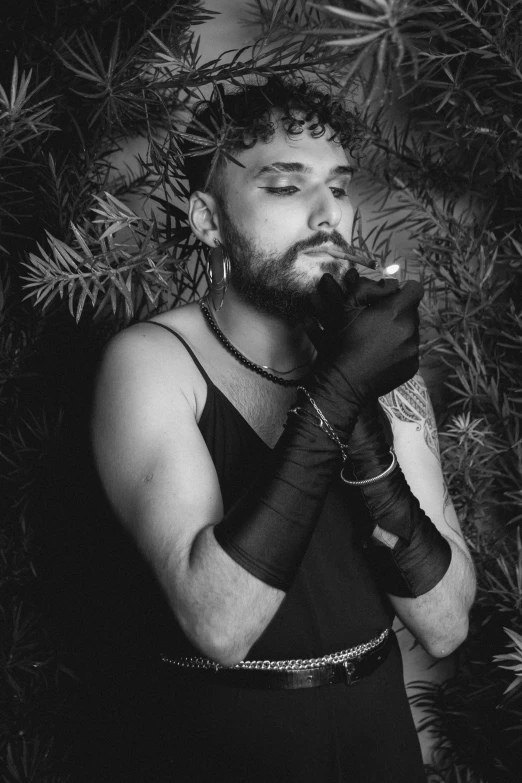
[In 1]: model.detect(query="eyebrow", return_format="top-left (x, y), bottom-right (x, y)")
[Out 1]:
top-left (254, 162), bottom-right (354, 178)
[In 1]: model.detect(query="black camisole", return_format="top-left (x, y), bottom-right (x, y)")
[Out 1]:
top-left (77, 320), bottom-right (426, 782)
top-left (141, 322), bottom-right (426, 782)
top-left (148, 321), bottom-right (394, 660)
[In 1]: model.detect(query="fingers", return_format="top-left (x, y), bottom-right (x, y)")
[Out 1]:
top-left (309, 273), bottom-right (423, 337)
top-left (357, 279), bottom-right (422, 313)
top-left (345, 277), bottom-right (399, 307)
top-left (313, 274), bottom-right (345, 330)
top-left (396, 280), bottom-right (424, 307)
top-left (317, 273), bottom-right (345, 306)
top-left (303, 314), bottom-right (330, 352)
top-left (343, 267), bottom-right (359, 292)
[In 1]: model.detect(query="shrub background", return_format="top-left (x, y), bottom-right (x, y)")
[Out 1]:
top-left (1, 2), bottom-right (521, 781)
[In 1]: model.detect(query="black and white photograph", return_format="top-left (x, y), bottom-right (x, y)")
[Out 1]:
top-left (1, 2), bottom-right (520, 781)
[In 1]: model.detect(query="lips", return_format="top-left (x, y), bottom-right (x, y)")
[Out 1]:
top-left (303, 246), bottom-right (348, 259)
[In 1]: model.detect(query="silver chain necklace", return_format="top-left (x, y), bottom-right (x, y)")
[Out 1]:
top-left (199, 298), bottom-right (314, 388)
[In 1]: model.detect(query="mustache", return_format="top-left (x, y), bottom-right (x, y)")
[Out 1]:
top-left (294, 232), bottom-right (377, 270)
top-left (291, 231), bottom-right (351, 255)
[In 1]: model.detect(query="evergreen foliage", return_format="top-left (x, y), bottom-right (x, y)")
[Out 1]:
top-left (0, 2), bottom-right (332, 779)
top-left (251, 1), bottom-right (522, 781)
top-left (1, 1), bottom-right (521, 781)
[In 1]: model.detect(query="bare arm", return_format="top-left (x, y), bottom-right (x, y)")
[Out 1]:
top-left (378, 374), bottom-right (476, 658)
top-left (91, 326), bottom-right (284, 666)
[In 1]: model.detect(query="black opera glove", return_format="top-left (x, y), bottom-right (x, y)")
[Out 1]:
top-left (214, 408), bottom-right (341, 591)
top-left (305, 271), bottom-right (424, 439)
top-left (345, 403), bottom-right (452, 598)
top-left (214, 272), bottom-right (424, 593)
top-left (308, 267), bottom-right (401, 339)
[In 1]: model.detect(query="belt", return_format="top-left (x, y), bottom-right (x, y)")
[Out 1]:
top-left (160, 628), bottom-right (392, 690)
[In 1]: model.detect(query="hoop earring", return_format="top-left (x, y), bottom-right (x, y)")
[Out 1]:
top-left (207, 239), bottom-right (230, 311)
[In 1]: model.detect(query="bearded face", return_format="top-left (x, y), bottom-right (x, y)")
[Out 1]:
top-left (191, 114), bottom-right (356, 320)
top-left (219, 199), bottom-right (351, 323)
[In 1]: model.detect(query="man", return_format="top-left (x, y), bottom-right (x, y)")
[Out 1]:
top-left (91, 78), bottom-right (475, 782)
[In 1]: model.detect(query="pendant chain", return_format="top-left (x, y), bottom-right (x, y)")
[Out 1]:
top-left (199, 298), bottom-right (313, 388)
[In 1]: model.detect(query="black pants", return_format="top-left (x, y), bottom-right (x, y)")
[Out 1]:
top-left (122, 635), bottom-right (427, 783)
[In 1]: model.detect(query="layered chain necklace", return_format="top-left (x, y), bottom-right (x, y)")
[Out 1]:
top-left (199, 298), bottom-right (315, 388)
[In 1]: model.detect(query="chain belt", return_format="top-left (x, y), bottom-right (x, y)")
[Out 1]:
top-left (161, 628), bottom-right (390, 673)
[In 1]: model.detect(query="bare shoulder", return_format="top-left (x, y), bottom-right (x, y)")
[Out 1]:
top-left (100, 301), bottom-right (203, 374)
top-left (94, 302), bottom-right (207, 421)
top-left (91, 302), bottom-right (221, 528)
top-left (91, 302), bottom-right (207, 483)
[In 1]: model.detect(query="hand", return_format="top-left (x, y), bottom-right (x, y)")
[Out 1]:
top-left (309, 269), bottom-right (424, 404)
top-left (309, 267), bottom-right (400, 338)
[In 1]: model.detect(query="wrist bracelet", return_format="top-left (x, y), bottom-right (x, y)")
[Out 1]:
top-left (340, 448), bottom-right (397, 487)
top-left (294, 387), bottom-right (350, 461)
top-left (291, 390), bottom-right (397, 488)
top-left (288, 404), bottom-right (349, 457)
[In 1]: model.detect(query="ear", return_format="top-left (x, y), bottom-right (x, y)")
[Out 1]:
top-left (188, 191), bottom-right (222, 248)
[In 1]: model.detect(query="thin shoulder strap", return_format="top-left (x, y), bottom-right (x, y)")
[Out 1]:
top-left (143, 321), bottom-right (212, 386)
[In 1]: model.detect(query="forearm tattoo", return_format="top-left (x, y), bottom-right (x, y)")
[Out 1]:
top-left (379, 375), bottom-right (440, 462)
top-left (380, 377), bottom-right (463, 541)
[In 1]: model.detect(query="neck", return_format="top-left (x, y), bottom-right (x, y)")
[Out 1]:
top-left (211, 286), bottom-right (314, 372)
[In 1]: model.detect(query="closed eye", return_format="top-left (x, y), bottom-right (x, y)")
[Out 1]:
top-left (259, 186), bottom-right (349, 198)
top-left (259, 186), bottom-right (299, 196)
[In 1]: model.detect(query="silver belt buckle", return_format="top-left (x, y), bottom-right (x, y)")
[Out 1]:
top-left (342, 659), bottom-right (356, 686)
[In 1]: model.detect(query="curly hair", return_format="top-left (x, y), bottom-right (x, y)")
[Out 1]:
top-left (181, 76), bottom-right (361, 196)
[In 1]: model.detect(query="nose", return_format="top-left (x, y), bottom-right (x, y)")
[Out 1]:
top-left (308, 188), bottom-right (343, 232)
